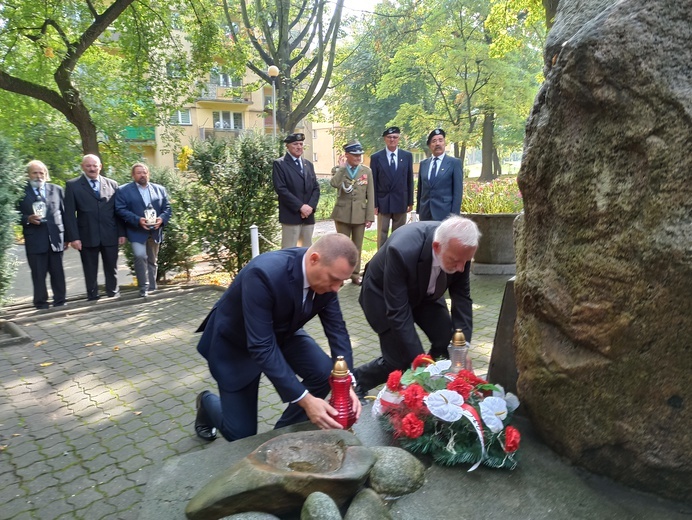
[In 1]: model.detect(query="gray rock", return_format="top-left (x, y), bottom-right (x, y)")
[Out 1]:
top-left (344, 488), bottom-right (391, 520)
top-left (185, 430), bottom-right (376, 519)
top-left (300, 491), bottom-right (341, 520)
top-left (220, 514), bottom-right (280, 520)
top-left (516, 0), bottom-right (692, 504)
top-left (366, 447), bottom-right (425, 497)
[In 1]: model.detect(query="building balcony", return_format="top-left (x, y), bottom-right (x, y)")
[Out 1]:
top-left (197, 83), bottom-right (253, 104)
top-left (199, 127), bottom-right (243, 140)
top-left (122, 126), bottom-right (156, 143)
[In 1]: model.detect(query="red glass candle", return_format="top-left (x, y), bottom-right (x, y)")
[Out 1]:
top-left (329, 356), bottom-right (356, 429)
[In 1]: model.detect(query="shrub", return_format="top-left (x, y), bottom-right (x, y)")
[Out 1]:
top-left (188, 133), bottom-right (281, 275)
top-left (0, 138), bottom-right (25, 305)
top-left (315, 178), bottom-right (336, 221)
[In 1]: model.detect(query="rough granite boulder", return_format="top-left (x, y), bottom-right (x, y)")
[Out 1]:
top-left (515, 0), bottom-right (691, 503)
top-left (366, 447), bottom-right (426, 497)
top-left (300, 492), bottom-right (341, 520)
top-left (344, 488), bottom-right (392, 520)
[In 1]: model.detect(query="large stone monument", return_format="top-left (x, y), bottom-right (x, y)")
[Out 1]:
top-left (515, 0), bottom-right (691, 503)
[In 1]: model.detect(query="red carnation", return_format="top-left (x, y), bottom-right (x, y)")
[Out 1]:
top-left (386, 370), bottom-right (403, 391)
top-left (411, 354), bottom-right (434, 370)
top-left (402, 383), bottom-right (427, 413)
top-left (401, 413), bottom-right (425, 438)
top-left (504, 426), bottom-right (521, 453)
top-left (447, 378), bottom-right (474, 399)
top-left (456, 369), bottom-right (487, 387)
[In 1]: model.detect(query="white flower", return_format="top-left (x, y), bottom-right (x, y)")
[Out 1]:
top-left (425, 359), bottom-right (451, 376)
top-left (479, 396), bottom-right (508, 433)
top-left (492, 385), bottom-right (520, 412)
top-left (424, 389), bottom-right (464, 422)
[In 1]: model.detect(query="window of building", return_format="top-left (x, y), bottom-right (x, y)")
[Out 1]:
top-left (213, 111), bottom-right (243, 130)
top-left (313, 153), bottom-right (318, 162)
top-left (210, 69), bottom-right (242, 87)
top-left (312, 130), bottom-right (318, 139)
top-left (170, 109), bottom-right (191, 125)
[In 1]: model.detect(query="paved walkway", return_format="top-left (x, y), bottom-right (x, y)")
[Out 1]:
top-left (0, 245), bottom-right (511, 519)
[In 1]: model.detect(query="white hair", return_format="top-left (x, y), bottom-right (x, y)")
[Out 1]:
top-left (433, 215), bottom-right (481, 248)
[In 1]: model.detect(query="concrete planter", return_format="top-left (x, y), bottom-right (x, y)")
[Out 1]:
top-left (465, 213), bottom-right (519, 274)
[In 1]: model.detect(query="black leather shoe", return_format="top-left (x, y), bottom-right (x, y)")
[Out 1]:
top-left (354, 383), bottom-right (370, 406)
top-left (195, 391), bottom-right (217, 441)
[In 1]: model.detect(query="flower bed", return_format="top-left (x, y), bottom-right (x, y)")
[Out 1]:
top-left (373, 355), bottom-right (521, 470)
top-left (462, 177), bottom-right (523, 214)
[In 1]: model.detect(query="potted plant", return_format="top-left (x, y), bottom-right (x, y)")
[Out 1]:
top-left (462, 177), bottom-right (523, 272)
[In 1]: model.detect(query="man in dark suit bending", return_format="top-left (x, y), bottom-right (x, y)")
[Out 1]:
top-left (353, 216), bottom-right (480, 402)
top-left (369, 126), bottom-right (414, 248)
top-left (194, 233), bottom-right (363, 442)
top-left (18, 160), bottom-right (66, 309)
top-left (64, 154), bottom-right (126, 301)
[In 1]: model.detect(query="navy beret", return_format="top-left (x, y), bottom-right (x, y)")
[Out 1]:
top-left (426, 128), bottom-right (446, 145)
top-left (382, 126), bottom-right (401, 137)
top-left (283, 133), bottom-right (305, 143)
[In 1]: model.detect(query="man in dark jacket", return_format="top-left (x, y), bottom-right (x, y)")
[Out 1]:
top-left (18, 160), bottom-right (66, 309)
top-left (272, 133), bottom-right (320, 248)
top-left (194, 233), bottom-right (362, 442)
top-left (369, 126), bottom-right (414, 248)
top-left (64, 154), bottom-right (125, 301)
top-left (353, 216), bottom-right (480, 401)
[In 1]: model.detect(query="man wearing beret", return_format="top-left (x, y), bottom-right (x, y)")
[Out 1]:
top-left (272, 133), bottom-right (320, 248)
top-left (416, 128), bottom-right (463, 221)
top-left (369, 127), bottom-right (414, 248)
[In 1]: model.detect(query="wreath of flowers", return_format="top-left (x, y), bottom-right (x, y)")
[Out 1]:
top-left (372, 354), bottom-right (521, 471)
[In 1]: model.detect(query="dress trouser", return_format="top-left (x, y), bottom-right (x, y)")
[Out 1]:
top-left (131, 238), bottom-right (160, 290)
top-left (200, 331), bottom-right (333, 441)
top-left (355, 298), bottom-right (454, 392)
top-left (334, 220), bottom-right (365, 276)
top-left (376, 212), bottom-right (407, 248)
top-left (27, 250), bottom-right (66, 307)
top-left (80, 244), bottom-right (119, 298)
top-left (281, 223), bottom-right (315, 248)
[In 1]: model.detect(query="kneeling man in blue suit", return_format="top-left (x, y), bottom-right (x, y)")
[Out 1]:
top-left (194, 233), bottom-right (363, 441)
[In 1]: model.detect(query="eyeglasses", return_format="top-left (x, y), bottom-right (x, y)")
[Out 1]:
top-left (385, 135), bottom-right (400, 140)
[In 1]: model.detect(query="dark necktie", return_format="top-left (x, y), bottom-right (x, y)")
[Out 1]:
top-left (35, 189), bottom-right (44, 201)
top-left (390, 153), bottom-right (396, 172)
top-left (433, 271), bottom-right (447, 299)
top-left (430, 157), bottom-right (439, 181)
top-left (90, 179), bottom-right (99, 197)
top-left (295, 159), bottom-right (303, 175)
top-left (302, 288), bottom-right (314, 316)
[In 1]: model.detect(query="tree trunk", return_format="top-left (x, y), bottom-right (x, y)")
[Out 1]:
top-left (493, 148), bottom-right (502, 177)
top-left (479, 111), bottom-right (495, 181)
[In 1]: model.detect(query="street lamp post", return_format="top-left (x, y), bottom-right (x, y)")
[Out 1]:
top-left (268, 65), bottom-right (279, 140)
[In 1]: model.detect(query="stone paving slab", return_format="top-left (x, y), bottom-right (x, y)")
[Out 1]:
top-left (0, 275), bottom-right (510, 520)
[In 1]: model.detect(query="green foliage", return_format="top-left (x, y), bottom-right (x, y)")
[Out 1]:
top-left (329, 0), bottom-right (543, 159)
top-left (188, 133), bottom-right (281, 275)
top-left (0, 0), bottom-right (218, 165)
top-left (0, 137), bottom-right (25, 304)
top-left (462, 177), bottom-right (523, 213)
top-left (315, 178), bottom-right (336, 221)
